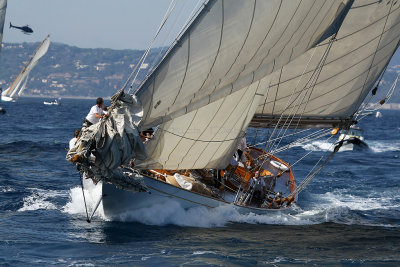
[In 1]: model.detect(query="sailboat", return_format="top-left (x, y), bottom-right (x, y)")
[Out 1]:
top-left (1, 35), bottom-right (50, 102)
top-left (0, 0), bottom-right (6, 114)
top-left (67, 0), bottom-right (400, 220)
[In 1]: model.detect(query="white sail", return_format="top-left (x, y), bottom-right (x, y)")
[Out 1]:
top-left (136, 0), bottom-right (353, 130)
top-left (17, 73), bottom-right (29, 97)
top-left (251, 0), bottom-right (400, 128)
top-left (2, 35), bottom-right (50, 99)
top-left (135, 76), bottom-right (269, 169)
top-left (133, 0), bottom-right (356, 170)
top-left (0, 0), bottom-right (6, 48)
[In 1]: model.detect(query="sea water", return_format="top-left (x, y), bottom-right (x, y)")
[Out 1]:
top-left (0, 98), bottom-right (399, 266)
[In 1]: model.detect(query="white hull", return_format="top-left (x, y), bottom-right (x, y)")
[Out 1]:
top-left (1, 95), bottom-right (15, 102)
top-left (84, 174), bottom-right (286, 219)
top-left (43, 101), bottom-right (60, 105)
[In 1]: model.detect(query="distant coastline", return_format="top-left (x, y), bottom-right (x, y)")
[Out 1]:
top-left (371, 103), bottom-right (400, 110)
top-left (22, 95), bottom-right (105, 100)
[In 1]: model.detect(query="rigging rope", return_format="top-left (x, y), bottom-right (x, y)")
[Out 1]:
top-left (126, 0), bottom-right (207, 95)
top-left (292, 140), bottom-right (343, 197)
top-left (124, 0), bottom-right (179, 94)
top-left (147, 0), bottom-right (204, 78)
top-left (78, 170), bottom-right (91, 223)
top-left (254, 34), bottom-right (337, 173)
top-left (269, 34), bottom-right (337, 154)
top-left (356, 72), bottom-right (400, 121)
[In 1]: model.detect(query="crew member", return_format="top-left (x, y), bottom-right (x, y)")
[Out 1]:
top-left (249, 170), bottom-right (266, 204)
top-left (83, 97), bottom-right (106, 127)
top-left (69, 129), bottom-right (80, 150)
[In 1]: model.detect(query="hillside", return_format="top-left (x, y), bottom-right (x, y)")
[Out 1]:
top-left (0, 42), bottom-right (164, 98)
top-left (0, 41), bottom-right (400, 103)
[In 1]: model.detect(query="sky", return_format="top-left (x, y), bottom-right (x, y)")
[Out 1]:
top-left (3, 0), bottom-right (201, 50)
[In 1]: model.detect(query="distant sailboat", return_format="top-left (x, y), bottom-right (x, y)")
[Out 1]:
top-left (66, 0), bottom-right (400, 219)
top-left (43, 98), bottom-right (61, 106)
top-left (376, 111), bottom-right (383, 118)
top-left (1, 35), bottom-right (50, 102)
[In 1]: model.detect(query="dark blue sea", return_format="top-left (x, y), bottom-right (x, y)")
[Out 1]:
top-left (1, 98), bottom-right (399, 266)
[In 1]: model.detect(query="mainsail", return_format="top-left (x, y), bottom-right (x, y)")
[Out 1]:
top-left (132, 0), bottom-right (355, 170)
top-left (2, 35), bottom-right (50, 100)
top-left (251, 0), bottom-right (400, 128)
top-left (136, 0), bottom-right (353, 130)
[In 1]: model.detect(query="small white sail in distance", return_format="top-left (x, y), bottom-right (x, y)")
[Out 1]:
top-left (2, 35), bottom-right (50, 101)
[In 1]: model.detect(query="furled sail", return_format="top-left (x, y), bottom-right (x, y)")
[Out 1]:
top-left (136, 0), bottom-right (353, 130)
top-left (251, 0), bottom-right (400, 128)
top-left (2, 35), bottom-right (50, 99)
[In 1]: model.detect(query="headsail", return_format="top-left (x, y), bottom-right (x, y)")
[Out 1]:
top-left (136, 0), bottom-right (353, 130)
top-left (2, 35), bottom-right (50, 99)
top-left (251, 0), bottom-right (400, 128)
top-left (135, 76), bottom-right (270, 169)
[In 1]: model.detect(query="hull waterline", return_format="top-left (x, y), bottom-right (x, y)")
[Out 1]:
top-left (84, 174), bottom-right (292, 219)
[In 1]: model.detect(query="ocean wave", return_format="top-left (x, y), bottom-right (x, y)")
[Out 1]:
top-left (62, 185), bottom-right (105, 219)
top-left (63, 185), bottom-right (400, 227)
top-left (18, 188), bottom-right (67, 212)
top-left (299, 139), bottom-right (400, 153)
top-left (368, 140), bottom-right (400, 153)
top-left (112, 190), bottom-right (400, 227)
top-left (0, 140), bottom-right (66, 153)
top-left (0, 186), bottom-right (16, 193)
top-left (314, 190), bottom-right (400, 211)
top-left (300, 140), bottom-right (335, 152)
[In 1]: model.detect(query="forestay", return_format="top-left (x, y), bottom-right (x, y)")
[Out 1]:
top-left (136, 0), bottom-right (353, 130)
top-left (251, 0), bottom-right (400, 128)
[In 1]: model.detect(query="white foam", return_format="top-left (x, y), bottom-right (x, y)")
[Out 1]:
top-left (193, 251), bottom-right (217, 255)
top-left (110, 199), bottom-right (315, 227)
top-left (301, 140), bottom-right (334, 152)
top-left (62, 182), bottom-right (399, 227)
top-left (368, 140), bottom-right (400, 153)
top-left (314, 190), bottom-right (400, 211)
top-left (300, 139), bottom-right (400, 153)
top-left (0, 186), bottom-right (15, 192)
top-left (18, 188), bottom-right (65, 212)
top-left (62, 182), bottom-right (105, 220)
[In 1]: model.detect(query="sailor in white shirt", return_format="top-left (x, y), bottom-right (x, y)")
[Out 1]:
top-left (84, 97), bottom-right (106, 126)
top-left (69, 129), bottom-right (80, 150)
